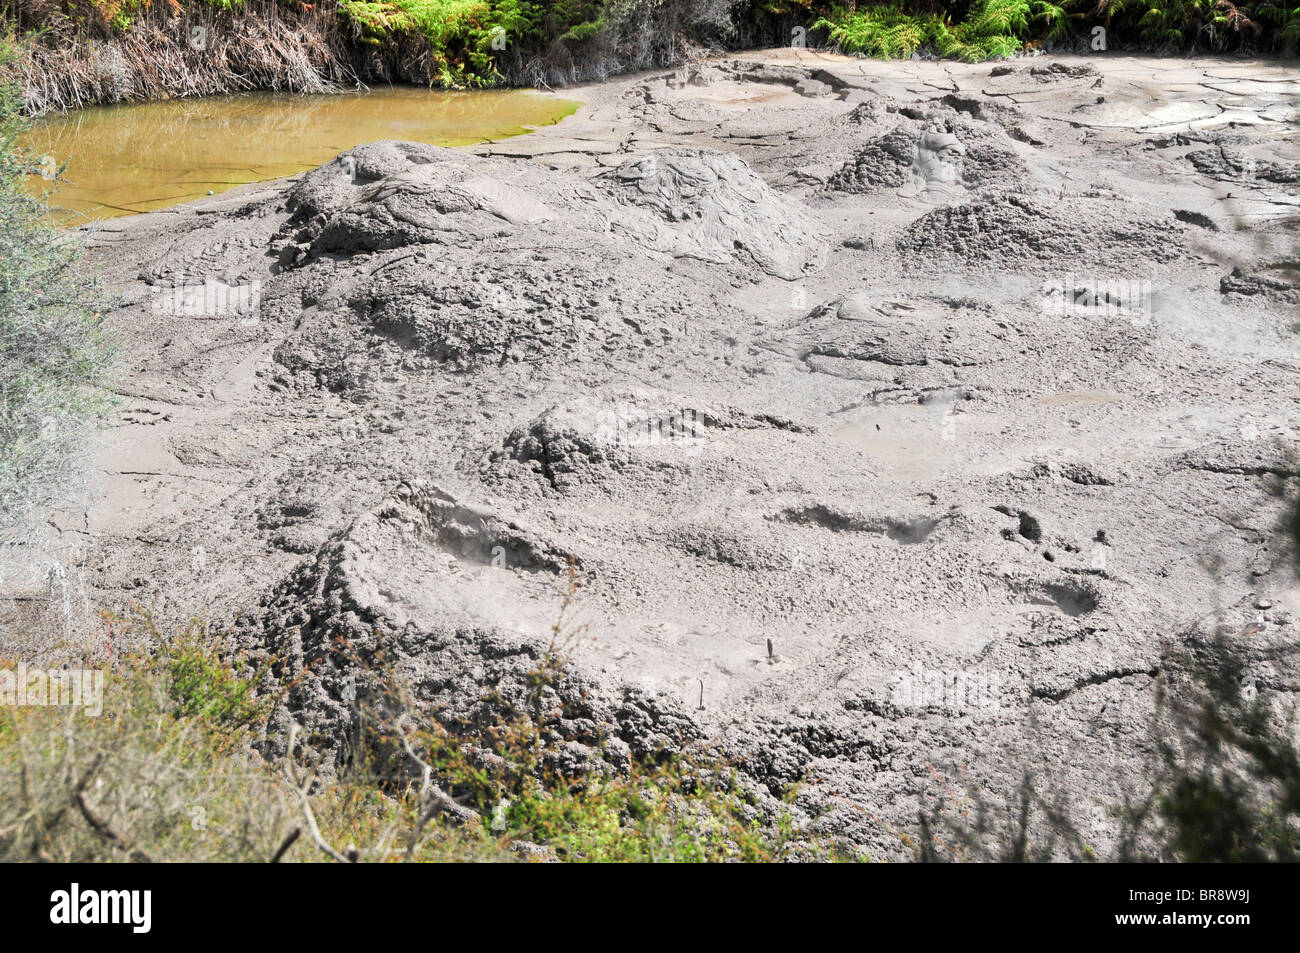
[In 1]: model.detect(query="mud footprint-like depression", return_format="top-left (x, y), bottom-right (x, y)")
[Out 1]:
top-left (890, 574), bottom-right (1103, 656)
top-left (769, 502), bottom-right (950, 545)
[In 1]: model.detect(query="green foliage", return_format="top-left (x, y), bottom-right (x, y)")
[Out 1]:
top-left (14, 0), bottom-right (1297, 91)
top-left (338, 0), bottom-right (415, 43)
top-left (813, 0), bottom-right (1068, 62)
top-left (1094, 0), bottom-right (1265, 49)
top-left (323, 582), bottom-right (839, 862)
top-left (337, 0), bottom-right (536, 86)
top-left (335, 0), bottom-right (639, 86)
top-left (0, 34), bottom-right (114, 548)
top-left (0, 615), bottom-right (297, 862)
top-left (811, 0), bottom-right (1292, 57)
top-left (1086, 0), bottom-right (1295, 50)
top-left (0, 604), bottom-right (838, 862)
top-left (813, 4), bottom-right (935, 57)
top-left (159, 631), bottom-right (268, 729)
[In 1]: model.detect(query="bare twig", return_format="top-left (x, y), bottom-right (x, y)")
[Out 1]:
top-left (73, 753), bottom-right (154, 863)
top-left (283, 723), bottom-right (353, 864)
top-left (400, 726), bottom-right (478, 862)
top-left (270, 826), bottom-right (301, 862)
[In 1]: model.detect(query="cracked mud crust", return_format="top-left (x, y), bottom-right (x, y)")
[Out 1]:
top-left (12, 50), bottom-right (1300, 860)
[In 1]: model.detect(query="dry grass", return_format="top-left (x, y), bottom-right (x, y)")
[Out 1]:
top-left (13, 1), bottom-right (366, 115)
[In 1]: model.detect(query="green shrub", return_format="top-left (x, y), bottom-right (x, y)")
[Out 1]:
top-left (0, 34), bottom-right (114, 555)
top-left (814, 0), bottom-right (1068, 62)
top-left (810, 0), bottom-right (1294, 57)
top-left (339, 0), bottom-right (534, 85)
top-left (0, 615), bottom-right (298, 862)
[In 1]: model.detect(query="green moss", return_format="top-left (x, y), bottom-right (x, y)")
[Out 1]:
top-left (338, 0), bottom-right (528, 84)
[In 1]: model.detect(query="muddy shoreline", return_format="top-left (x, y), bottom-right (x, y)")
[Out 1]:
top-left (15, 49), bottom-right (1300, 858)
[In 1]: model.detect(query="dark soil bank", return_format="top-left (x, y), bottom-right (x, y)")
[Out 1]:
top-left (8, 0), bottom-right (1296, 114)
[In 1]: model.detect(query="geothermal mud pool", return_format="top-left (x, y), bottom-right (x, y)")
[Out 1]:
top-left (19, 50), bottom-right (1300, 857)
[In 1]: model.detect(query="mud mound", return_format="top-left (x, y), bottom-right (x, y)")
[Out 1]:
top-left (1222, 263), bottom-right (1294, 301)
top-left (842, 99), bottom-right (900, 127)
top-left (826, 128), bottom-right (917, 193)
top-left (988, 62), bottom-right (1101, 85)
top-left (896, 193), bottom-right (1181, 265)
top-left (1216, 260), bottom-right (1300, 301)
top-left (236, 483), bottom-right (702, 769)
top-left (600, 147), bottom-right (826, 279)
top-left (495, 405), bottom-right (630, 491)
top-left (282, 143), bottom-right (571, 258)
top-left (843, 294), bottom-right (1004, 365)
top-left (958, 138), bottom-right (1029, 190)
top-left (358, 258), bottom-right (616, 369)
top-left (256, 485), bottom-right (343, 555)
top-left (488, 389), bottom-right (808, 491)
top-left (389, 483), bottom-right (577, 572)
top-left (274, 248), bottom-right (718, 382)
top-left (264, 143), bottom-right (799, 381)
top-left (1173, 438), bottom-right (1300, 479)
top-left (666, 518), bottom-right (794, 571)
top-left (285, 141), bottom-right (449, 221)
top-left (1029, 62), bottom-right (1100, 82)
top-left (770, 502), bottom-right (948, 544)
top-left (825, 111), bottom-right (1026, 198)
top-left (268, 153), bottom-right (765, 380)
top-left (774, 293), bottom-right (1017, 378)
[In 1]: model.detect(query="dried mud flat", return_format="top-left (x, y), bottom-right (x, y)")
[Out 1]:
top-left (12, 50), bottom-right (1300, 858)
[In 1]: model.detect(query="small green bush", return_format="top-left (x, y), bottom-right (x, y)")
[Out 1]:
top-left (0, 34), bottom-right (114, 553)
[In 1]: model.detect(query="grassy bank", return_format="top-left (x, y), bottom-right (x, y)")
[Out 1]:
top-left (4, 0), bottom-right (1296, 113)
top-left (0, 610), bottom-right (831, 862)
top-left (7, 599), bottom-right (1299, 862)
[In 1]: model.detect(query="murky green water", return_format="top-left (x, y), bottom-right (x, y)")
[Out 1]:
top-left (22, 87), bottom-right (580, 222)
